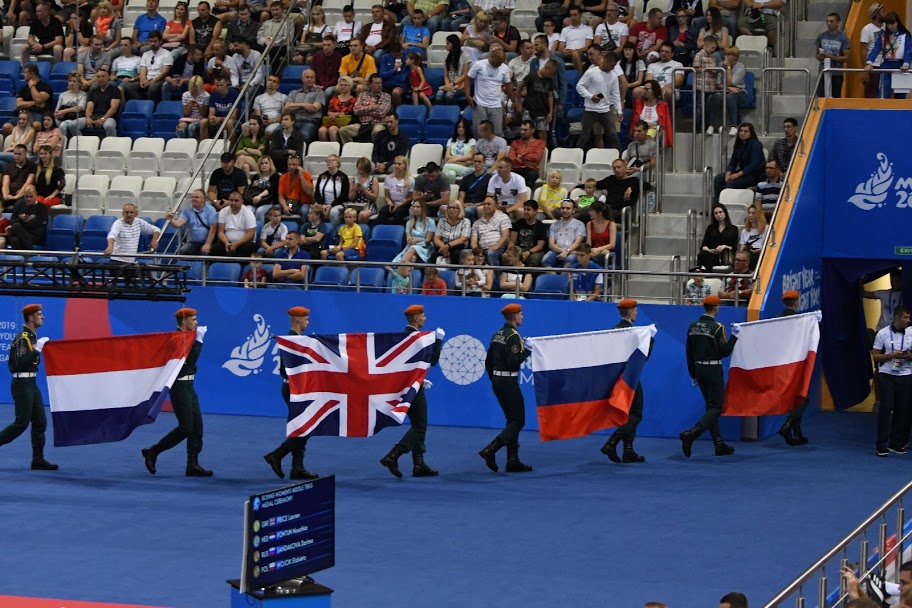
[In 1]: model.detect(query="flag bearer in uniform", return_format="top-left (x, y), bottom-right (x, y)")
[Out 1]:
top-left (601, 299), bottom-right (650, 464)
top-left (679, 295), bottom-right (738, 458)
top-left (479, 303), bottom-right (533, 473)
top-left (380, 304), bottom-right (444, 479)
top-left (0, 304), bottom-right (57, 470)
top-left (264, 306), bottom-right (319, 481)
top-left (142, 308), bottom-right (214, 477)
top-left (776, 290), bottom-right (811, 446)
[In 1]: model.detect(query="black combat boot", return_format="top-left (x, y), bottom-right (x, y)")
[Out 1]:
top-left (600, 434), bottom-right (621, 463)
top-left (412, 452), bottom-right (439, 477)
top-left (505, 445), bottom-right (533, 473)
top-left (621, 439), bottom-right (645, 463)
top-left (31, 447), bottom-right (58, 471)
top-left (380, 444), bottom-right (407, 479)
top-left (712, 435), bottom-right (735, 456)
top-left (792, 419), bottom-right (809, 445)
top-left (186, 453), bottom-right (214, 477)
top-left (141, 445), bottom-right (161, 475)
top-left (679, 427), bottom-right (700, 458)
top-left (289, 451), bottom-right (319, 480)
top-left (263, 444), bottom-right (291, 479)
top-left (778, 419), bottom-right (798, 446)
top-left (479, 437), bottom-right (504, 472)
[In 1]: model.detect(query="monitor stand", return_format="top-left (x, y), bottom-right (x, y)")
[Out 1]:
top-left (227, 578), bottom-right (333, 608)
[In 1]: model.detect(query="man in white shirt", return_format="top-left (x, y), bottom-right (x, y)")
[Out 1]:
top-left (253, 74), bottom-right (287, 134)
top-left (576, 46), bottom-right (622, 151)
top-left (872, 305), bottom-right (912, 456)
top-left (861, 2), bottom-right (884, 98)
top-left (465, 47), bottom-right (513, 137)
top-left (211, 190), bottom-right (258, 257)
top-left (595, 3), bottom-right (629, 50)
top-left (104, 203), bottom-right (161, 265)
top-left (487, 158), bottom-right (529, 218)
top-left (230, 38), bottom-right (265, 93)
top-left (641, 42), bottom-right (685, 102)
top-left (206, 39), bottom-right (241, 88)
top-left (123, 30), bottom-right (173, 102)
top-left (557, 5), bottom-right (594, 74)
top-left (542, 199), bottom-right (586, 268)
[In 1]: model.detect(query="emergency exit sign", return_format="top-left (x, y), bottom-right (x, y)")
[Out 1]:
top-left (896, 247), bottom-right (912, 256)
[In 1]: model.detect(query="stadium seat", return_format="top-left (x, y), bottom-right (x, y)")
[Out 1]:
top-left (438, 269), bottom-right (456, 293)
top-left (195, 138), bottom-right (228, 175)
top-left (106, 175), bottom-right (144, 214)
top-left (161, 139), bottom-right (198, 179)
top-left (531, 274), bottom-right (570, 300)
top-left (340, 142), bottom-right (373, 176)
top-left (281, 65), bottom-right (306, 88)
top-left (310, 265), bottom-right (348, 291)
top-left (138, 176), bottom-right (177, 220)
top-left (151, 101), bottom-right (183, 140)
top-left (0, 59), bottom-right (18, 85)
top-left (128, 137), bottom-right (166, 179)
top-left (81, 215), bottom-right (117, 251)
top-left (424, 67), bottom-right (444, 95)
top-left (25, 255), bottom-right (58, 285)
top-left (281, 219), bottom-right (299, 233)
top-left (156, 217), bottom-right (183, 255)
top-left (348, 267), bottom-right (386, 291)
top-left (207, 262), bottom-right (242, 285)
top-left (50, 62), bottom-right (77, 82)
top-left (304, 141), bottom-right (340, 175)
top-left (119, 100), bottom-right (154, 139)
top-left (719, 188), bottom-right (755, 223)
top-left (74, 174), bottom-right (110, 216)
top-left (0, 96), bottom-right (17, 121)
top-left (396, 105), bottom-right (426, 146)
top-left (582, 148), bottom-right (620, 182)
top-left (173, 177), bottom-right (204, 208)
top-left (548, 147), bottom-right (585, 188)
top-left (742, 72), bottom-right (757, 109)
top-left (369, 224), bottom-right (405, 248)
top-left (45, 214), bottom-right (83, 251)
top-left (408, 143), bottom-right (443, 177)
top-left (63, 135), bottom-right (101, 177)
top-left (424, 105), bottom-right (460, 146)
top-left (0, 253), bottom-right (23, 283)
top-left (95, 137), bottom-right (134, 178)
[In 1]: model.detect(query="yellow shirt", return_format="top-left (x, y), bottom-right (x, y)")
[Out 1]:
top-left (339, 52), bottom-right (378, 80)
top-left (338, 223), bottom-right (365, 256)
top-left (538, 184), bottom-right (567, 212)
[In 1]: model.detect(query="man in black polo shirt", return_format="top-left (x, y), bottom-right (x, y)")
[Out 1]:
top-left (371, 113), bottom-right (410, 175)
top-left (207, 152), bottom-right (249, 209)
top-left (458, 153), bottom-right (492, 222)
top-left (2, 145), bottom-right (36, 206)
top-left (63, 67), bottom-right (122, 138)
top-left (5, 63), bottom-right (53, 137)
top-left (20, 3), bottom-right (63, 64)
top-left (509, 200), bottom-right (548, 267)
top-left (596, 159), bottom-right (641, 222)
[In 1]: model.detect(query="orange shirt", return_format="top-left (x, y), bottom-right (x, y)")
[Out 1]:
top-left (279, 170), bottom-right (314, 205)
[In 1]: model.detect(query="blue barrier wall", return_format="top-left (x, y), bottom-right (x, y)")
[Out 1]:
top-left (0, 289), bottom-right (753, 440)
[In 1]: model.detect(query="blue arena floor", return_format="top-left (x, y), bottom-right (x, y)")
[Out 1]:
top-left (0, 409), bottom-right (907, 608)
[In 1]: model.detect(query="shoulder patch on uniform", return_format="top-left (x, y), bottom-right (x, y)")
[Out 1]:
top-left (511, 345), bottom-right (520, 353)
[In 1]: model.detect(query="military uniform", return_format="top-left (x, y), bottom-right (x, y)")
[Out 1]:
top-left (680, 302), bottom-right (738, 457)
top-left (1, 318), bottom-right (57, 470)
top-left (777, 295), bottom-right (810, 445)
top-left (479, 303), bottom-right (533, 473)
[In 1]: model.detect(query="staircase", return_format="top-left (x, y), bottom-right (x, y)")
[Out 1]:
top-left (624, 0), bottom-right (847, 301)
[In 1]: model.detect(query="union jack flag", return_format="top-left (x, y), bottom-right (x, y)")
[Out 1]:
top-left (276, 332), bottom-right (438, 438)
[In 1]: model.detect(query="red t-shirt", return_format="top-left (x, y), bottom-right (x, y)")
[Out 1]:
top-left (629, 22), bottom-right (668, 52)
top-left (421, 277), bottom-right (447, 295)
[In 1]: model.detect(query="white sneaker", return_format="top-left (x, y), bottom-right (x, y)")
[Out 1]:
top-left (729, 126), bottom-right (738, 136)
top-left (705, 126), bottom-right (714, 135)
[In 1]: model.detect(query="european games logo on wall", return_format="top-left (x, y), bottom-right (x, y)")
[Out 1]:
top-left (848, 153), bottom-right (912, 211)
top-left (223, 314), bottom-right (272, 377)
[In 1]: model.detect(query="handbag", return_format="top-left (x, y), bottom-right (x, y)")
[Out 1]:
top-left (538, 2), bottom-right (566, 17)
top-left (718, 248), bottom-right (734, 266)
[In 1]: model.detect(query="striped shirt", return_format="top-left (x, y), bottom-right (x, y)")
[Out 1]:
top-left (436, 217), bottom-right (472, 245)
top-left (107, 218), bottom-right (161, 263)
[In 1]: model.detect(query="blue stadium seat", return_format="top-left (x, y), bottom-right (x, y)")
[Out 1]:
top-left (348, 267), bottom-right (386, 291)
top-left (411, 269), bottom-right (423, 289)
top-left (428, 105), bottom-right (460, 125)
top-left (0, 254), bottom-right (24, 283)
top-left (397, 105), bottom-right (426, 145)
top-left (0, 60), bottom-right (21, 87)
top-left (530, 274), bottom-right (569, 300)
top-left (81, 215), bottom-right (117, 251)
top-left (151, 101), bottom-right (183, 139)
top-left (438, 269), bottom-right (456, 293)
top-left (187, 260), bottom-right (205, 286)
top-left (25, 255), bottom-right (59, 285)
top-left (28, 62), bottom-right (51, 82)
top-left (50, 79), bottom-right (68, 95)
top-left (45, 215), bottom-right (84, 251)
top-left (424, 105), bottom-right (460, 145)
top-left (310, 266), bottom-right (348, 291)
top-left (120, 100), bottom-right (154, 138)
top-left (50, 62), bottom-right (77, 81)
top-left (281, 220), bottom-right (299, 233)
top-left (281, 65), bottom-right (306, 87)
top-left (424, 67), bottom-right (444, 93)
top-left (369, 224), bottom-right (405, 247)
top-left (207, 262), bottom-right (242, 285)
top-left (461, 106), bottom-right (472, 125)
top-left (364, 224), bottom-right (404, 262)
top-left (0, 97), bottom-right (17, 120)
top-left (742, 72), bottom-right (757, 109)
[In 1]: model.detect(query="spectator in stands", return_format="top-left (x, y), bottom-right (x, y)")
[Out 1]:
top-left (9, 64), bottom-right (53, 136)
top-left (315, 154), bottom-right (351, 225)
top-left (577, 46), bottom-right (623, 152)
top-left (586, 200), bottom-right (616, 267)
top-left (406, 52), bottom-right (433, 110)
top-left (697, 6), bottom-right (730, 50)
top-left (63, 11), bottom-right (92, 62)
top-left (211, 190), bottom-right (258, 257)
top-left (443, 119), bottom-right (476, 179)
top-left (75, 36), bottom-right (111, 90)
top-left (323, 207), bottom-right (365, 260)
top-left (339, 73), bottom-right (390, 145)
top-left (488, 157), bottom-right (528, 218)
top-left (163, 1), bottom-right (192, 60)
top-left (436, 35), bottom-right (470, 105)
top-left (413, 161), bottom-right (450, 218)
top-left (515, 59), bottom-right (556, 142)
top-left (865, 12), bottom-right (911, 98)
top-left (55, 73), bottom-right (87, 130)
top-left (421, 267), bottom-right (447, 295)
top-left (458, 152), bottom-right (492, 220)
top-left (402, 0), bottom-right (447, 36)
top-left (230, 38), bottom-right (266, 93)
top-left (299, 206), bottom-right (329, 258)
top-left (283, 69), bottom-right (325, 143)
top-left (258, 206), bottom-right (288, 256)
top-left (738, 202), bottom-right (766, 265)
top-left (167, 189), bottom-right (218, 255)
top-left (392, 200), bottom-right (436, 264)
top-left (738, 0), bottom-right (782, 51)
top-left (697, 202), bottom-right (738, 270)
top-left (312, 34), bottom-right (342, 99)
top-left (372, 113), bottom-right (410, 174)
top-left (630, 81), bottom-right (672, 146)
top-left (134, 0), bottom-right (168, 52)
top-left (719, 257), bottom-right (753, 307)
top-left (6, 185), bottom-right (46, 249)
top-left (208, 75), bottom-right (240, 140)
top-left (686, 273), bottom-right (712, 303)
top-left (209, 152), bottom-right (249, 209)
top-left (21, 2), bottom-right (64, 64)
top-left (112, 37), bottom-right (142, 85)
top-left (490, 11), bottom-right (521, 60)
top-left (573, 178), bottom-right (598, 218)
top-left (318, 76), bottom-right (355, 142)
top-left (277, 152), bottom-right (314, 216)
top-left (377, 155), bottom-right (413, 225)
top-left (861, 3), bottom-right (884, 98)
top-left (400, 9), bottom-right (431, 57)
top-left (361, 5), bottom-right (396, 63)
top-left (387, 263), bottom-right (413, 293)
top-left (700, 0), bottom-right (738, 39)
top-left (0, 111), bottom-right (36, 169)
top-left (618, 42), bottom-right (645, 106)
top-left (692, 34), bottom-right (721, 112)
top-left (176, 75), bottom-right (210, 139)
top-left (474, 120), bottom-right (507, 177)
top-left (245, 156), bottom-right (279, 220)
top-left (104, 203), bottom-right (162, 263)
top-left (471, 195), bottom-right (510, 266)
top-left (638, 41), bottom-right (684, 103)
top-left (63, 67), bottom-right (121, 138)
top-left (272, 231), bottom-right (311, 283)
top-left (569, 243), bottom-right (604, 301)
top-left (226, 4), bottom-right (261, 53)
top-left (507, 121), bottom-right (546, 189)
top-left (625, 121), bottom-right (658, 173)
top-left (771, 117), bottom-right (798, 170)
top-left (257, 1), bottom-right (294, 67)
top-left (456, 248), bottom-right (489, 295)
top-left (556, 6), bottom-right (593, 75)
top-left (294, 7), bottom-right (329, 64)
top-left (34, 114), bottom-right (62, 159)
top-left (333, 5), bottom-right (363, 52)
top-left (629, 7), bottom-right (667, 64)
top-left (206, 40), bottom-right (240, 88)
top-left (543, 199), bottom-right (585, 268)
top-left (434, 199), bottom-right (471, 263)
top-left (123, 30), bottom-right (173, 102)
top-left (163, 44), bottom-right (206, 101)
top-left (339, 38), bottom-right (378, 96)
top-left (755, 158), bottom-right (783, 220)
top-left (713, 122), bottom-right (764, 201)
top-left (509, 200), bottom-right (547, 267)
top-left (253, 74), bottom-right (288, 135)
top-left (269, 112), bottom-right (305, 172)
top-left (530, 33), bottom-right (567, 113)
top-left (191, 1), bottom-right (223, 60)
top-left (32, 145), bottom-right (63, 208)
top-left (97, 2), bottom-right (124, 59)
top-left (349, 156), bottom-right (379, 223)
top-left (466, 47), bottom-right (512, 138)
top-left (596, 4), bottom-right (630, 51)
top-left (667, 9), bottom-right (696, 64)
top-left (378, 42), bottom-right (409, 107)
top-left (441, 0), bottom-right (472, 33)
top-left (499, 245), bottom-right (532, 296)
top-left (538, 170), bottom-right (566, 219)
top-left (815, 13), bottom-right (850, 97)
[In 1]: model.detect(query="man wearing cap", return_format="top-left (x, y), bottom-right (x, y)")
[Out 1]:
top-left (380, 304), bottom-right (444, 478)
top-left (480, 303), bottom-right (533, 472)
top-left (679, 294), bottom-right (738, 457)
top-left (264, 307), bottom-right (320, 480)
top-left (142, 308), bottom-right (214, 477)
top-left (775, 290), bottom-right (811, 446)
top-left (412, 162), bottom-right (451, 218)
top-left (0, 304), bottom-right (57, 471)
top-left (601, 299), bottom-right (651, 463)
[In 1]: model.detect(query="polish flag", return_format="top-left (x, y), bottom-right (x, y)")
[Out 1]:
top-left (723, 311), bottom-right (821, 416)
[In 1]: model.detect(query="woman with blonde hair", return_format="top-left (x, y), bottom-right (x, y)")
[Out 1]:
top-left (393, 199), bottom-right (436, 264)
top-left (177, 75), bottom-right (210, 139)
top-left (738, 201), bottom-right (767, 265)
top-left (433, 199), bottom-right (471, 264)
top-left (96, 1), bottom-right (124, 56)
top-left (34, 145), bottom-right (66, 208)
top-left (319, 76), bottom-right (356, 142)
top-left (296, 5), bottom-right (329, 63)
top-left (462, 11), bottom-right (492, 54)
top-left (247, 156), bottom-right (281, 221)
top-left (377, 155), bottom-right (413, 225)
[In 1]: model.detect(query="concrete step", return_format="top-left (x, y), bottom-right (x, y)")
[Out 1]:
top-left (645, 234), bottom-right (689, 257)
top-left (626, 276), bottom-right (679, 301)
top-left (663, 171), bottom-right (704, 195)
top-left (644, 212), bottom-right (689, 235)
top-left (657, 192), bottom-right (705, 215)
top-left (771, 93), bottom-right (807, 117)
top-left (807, 2), bottom-right (847, 21)
top-left (796, 38), bottom-right (820, 59)
top-left (629, 254), bottom-right (675, 272)
top-left (796, 20), bottom-right (824, 41)
top-left (669, 133), bottom-right (724, 173)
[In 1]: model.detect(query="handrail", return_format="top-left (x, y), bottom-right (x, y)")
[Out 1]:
top-left (637, 170), bottom-right (646, 255)
top-left (702, 165), bottom-right (713, 222)
top-left (698, 67), bottom-right (726, 166)
top-left (685, 208), bottom-right (697, 271)
top-left (655, 128), bottom-right (664, 213)
top-left (620, 204), bottom-right (632, 297)
top-left (759, 67), bottom-right (810, 135)
top-left (670, 66), bottom-right (696, 172)
top-left (764, 480), bottom-right (912, 607)
top-left (669, 254), bottom-right (681, 304)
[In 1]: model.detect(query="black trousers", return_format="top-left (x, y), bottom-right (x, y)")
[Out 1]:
top-left (155, 380), bottom-right (204, 455)
top-left (279, 381), bottom-right (309, 454)
top-left (876, 373), bottom-right (912, 452)
top-left (492, 376), bottom-right (525, 447)
top-left (397, 387), bottom-right (428, 454)
top-left (0, 378), bottom-right (46, 452)
top-left (612, 383), bottom-right (644, 441)
top-left (693, 365), bottom-right (725, 439)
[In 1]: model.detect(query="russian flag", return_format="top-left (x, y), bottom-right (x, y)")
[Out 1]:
top-left (44, 332), bottom-right (196, 447)
top-left (723, 311), bottom-right (821, 416)
top-left (530, 326), bottom-right (657, 441)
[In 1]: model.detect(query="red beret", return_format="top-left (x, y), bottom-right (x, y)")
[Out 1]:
top-left (404, 305), bottom-right (424, 316)
top-left (617, 299), bottom-right (638, 309)
top-left (501, 303), bottom-right (523, 315)
top-left (288, 306), bottom-right (310, 317)
top-left (21, 304), bottom-right (42, 317)
top-left (703, 295), bottom-right (721, 306)
top-left (175, 307), bottom-right (197, 319)
top-left (782, 290), bottom-right (800, 301)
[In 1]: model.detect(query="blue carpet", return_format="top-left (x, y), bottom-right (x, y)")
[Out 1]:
top-left (0, 409), bottom-right (908, 608)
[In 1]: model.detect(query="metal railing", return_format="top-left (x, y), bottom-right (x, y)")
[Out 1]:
top-left (669, 254), bottom-right (682, 303)
top-left (670, 66), bottom-right (696, 172)
top-left (702, 165), bottom-right (713, 221)
top-left (764, 481), bottom-right (912, 608)
top-left (685, 208), bottom-right (698, 271)
top-left (759, 67), bottom-right (811, 135)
